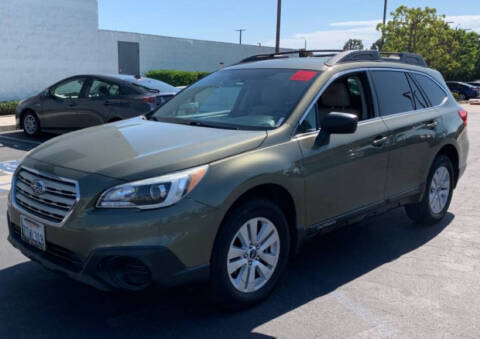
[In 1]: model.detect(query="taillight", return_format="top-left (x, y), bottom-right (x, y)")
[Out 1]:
top-left (142, 96), bottom-right (156, 104)
top-left (458, 109), bottom-right (468, 126)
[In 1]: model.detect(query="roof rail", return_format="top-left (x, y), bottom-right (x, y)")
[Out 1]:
top-left (238, 49), bottom-right (343, 64)
top-left (324, 50), bottom-right (381, 66)
top-left (238, 49), bottom-right (428, 68)
top-left (380, 52), bottom-right (428, 67)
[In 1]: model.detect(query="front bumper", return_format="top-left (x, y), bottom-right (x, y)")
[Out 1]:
top-left (7, 214), bottom-right (210, 291)
top-left (6, 159), bottom-right (221, 291)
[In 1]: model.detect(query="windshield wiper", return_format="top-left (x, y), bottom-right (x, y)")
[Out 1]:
top-left (188, 121), bottom-right (239, 130)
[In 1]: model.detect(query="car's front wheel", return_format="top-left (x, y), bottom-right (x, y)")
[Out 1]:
top-left (405, 155), bottom-right (454, 224)
top-left (211, 199), bottom-right (290, 308)
top-left (22, 111), bottom-right (41, 136)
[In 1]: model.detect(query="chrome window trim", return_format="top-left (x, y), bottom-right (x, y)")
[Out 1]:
top-left (11, 166), bottom-right (80, 228)
top-left (293, 67), bottom-right (449, 138)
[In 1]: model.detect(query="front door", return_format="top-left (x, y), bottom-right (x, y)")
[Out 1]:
top-left (297, 71), bottom-right (390, 226)
top-left (40, 77), bottom-right (87, 131)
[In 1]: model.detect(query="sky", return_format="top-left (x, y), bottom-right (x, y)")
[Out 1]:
top-left (98, 0), bottom-right (480, 50)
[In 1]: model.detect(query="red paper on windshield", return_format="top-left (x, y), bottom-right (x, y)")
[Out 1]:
top-left (290, 70), bottom-right (317, 82)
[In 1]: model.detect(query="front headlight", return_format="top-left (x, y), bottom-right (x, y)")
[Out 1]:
top-left (96, 165), bottom-right (208, 209)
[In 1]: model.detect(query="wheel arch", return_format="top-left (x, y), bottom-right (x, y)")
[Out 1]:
top-left (436, 144), bottom-right (460, 187)
top-left (212, 183), bottom-right (299, 263)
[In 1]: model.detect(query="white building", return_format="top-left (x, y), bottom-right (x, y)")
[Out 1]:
top-left (0, 0), bottom-right (277, 101)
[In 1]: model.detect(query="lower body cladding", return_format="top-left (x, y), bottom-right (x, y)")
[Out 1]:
top-left (6, 198), bottom-right (218, 292)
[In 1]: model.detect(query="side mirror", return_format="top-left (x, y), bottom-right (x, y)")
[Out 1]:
top-left (44, 88), bottom-right (54, 98)
top-left (321, 112), bottom-right (358, 134)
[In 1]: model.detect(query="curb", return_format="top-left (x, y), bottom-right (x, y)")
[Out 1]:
top-left (0, 125), bottom-right (16, 132)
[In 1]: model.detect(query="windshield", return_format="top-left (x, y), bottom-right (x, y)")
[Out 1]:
top-left (132, 78), bottom-right (179, 93)
top-left (150, 68), bottom-right (319, 130)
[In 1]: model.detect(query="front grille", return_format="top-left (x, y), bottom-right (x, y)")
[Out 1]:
top-left (11, 224), bottom-right (84, 272)
top-left (14, 167), bottom-right (78, 224)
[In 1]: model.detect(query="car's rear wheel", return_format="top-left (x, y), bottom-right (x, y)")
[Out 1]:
top-left (22, 111), bottom-right (40, 136)
top-left (405, 155), bottom-right (454, 224)
top-left (211, 199), bottom-right (290, 308)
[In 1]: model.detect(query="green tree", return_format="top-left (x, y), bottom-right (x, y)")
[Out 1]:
top-left (343, 39), bottom-right (364, 50)
top-left (370, 38), bottom-right (383, 51)
top-left (377, 6), bottom-right (480, 81)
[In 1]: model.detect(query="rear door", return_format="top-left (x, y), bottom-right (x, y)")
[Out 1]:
top-left (370, 70), bottom-right (445, 200)
top-left (40, 77), bottom-right (87, 131)
top-left (76, 78), bottom-right (122, 127)
top-left (297, 71), bottom-right (390, 226)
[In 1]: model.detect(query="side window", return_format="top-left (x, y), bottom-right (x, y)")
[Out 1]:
top-left (317, 72), bottom-right (373, 123)
top-left (53, 78), bottom-right (85, 99)
top-left (406, 74), bottom-right (429, 110)
top-left (370, 71), bottom-right (414, 116)
top-left (296, 71), bottom-right (373, 134)
top-left (412, 74), bottom-right (448, 106)
top-left (88, 80), bottom-right (120, 98)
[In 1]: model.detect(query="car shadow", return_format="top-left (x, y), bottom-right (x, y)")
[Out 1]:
top-left (0, 130), bottom-right (56, 151)
top-left (0, 208), bottom-right (453, 338)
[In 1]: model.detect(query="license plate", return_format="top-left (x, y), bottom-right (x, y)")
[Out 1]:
top-left (21, 215), bottom-right (46, 251)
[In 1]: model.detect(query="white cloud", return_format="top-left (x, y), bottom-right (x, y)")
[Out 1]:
top-left (264, 15), bottom-right (480, 50)
top-left (446, 15), bottom-right (480, 32)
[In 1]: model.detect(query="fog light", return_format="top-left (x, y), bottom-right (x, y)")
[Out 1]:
top-left (98, 256), bottom-right (152, 290)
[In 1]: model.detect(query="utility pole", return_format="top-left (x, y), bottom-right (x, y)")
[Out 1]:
top-left (275, 0), bottom-right (282, 53)
top-left (380, 0), bottom-right (388, 50)
top-left (383, 0), bottom-right (387, 26)
top-left (235, 29), bottom-right (246, 44)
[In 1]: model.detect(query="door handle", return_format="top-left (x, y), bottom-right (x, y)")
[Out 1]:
top-left (372, 136), bottom-right (388, 147)
top-left (424, 120), bottom-right (438, 129)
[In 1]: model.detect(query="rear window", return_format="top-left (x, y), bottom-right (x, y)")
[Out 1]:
top-left (411, 73), bottom-right (447, 106)
top-left (370, 71), bottom-right (414, 116)
top-left (151, 68), bottom-right (320, 129)
top-left (131, 78), bottom-right (178, 94)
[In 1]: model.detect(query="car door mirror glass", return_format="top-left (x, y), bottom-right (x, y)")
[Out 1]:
top-left (320, 112), bottom-right (358, 134)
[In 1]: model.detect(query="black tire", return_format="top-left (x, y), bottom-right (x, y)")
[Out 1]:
top-left (210, 199), bottom-right (290, 308)
top-left (21, 111), bottom-right (41, 137)
top-left (405, 155), bottom-right (454, 225)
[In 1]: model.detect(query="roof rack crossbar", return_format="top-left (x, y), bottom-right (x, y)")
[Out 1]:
top-left (238, 49), bottom-right (428, 68)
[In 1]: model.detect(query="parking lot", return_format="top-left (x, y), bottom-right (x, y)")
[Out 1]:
top-left (0, 104), bottom-right (479, 338)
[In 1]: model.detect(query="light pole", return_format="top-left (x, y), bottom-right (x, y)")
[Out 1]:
top-left (275, 0), bottom-right (282, 53)
top-left (235, 29), bottom-right (246, 44)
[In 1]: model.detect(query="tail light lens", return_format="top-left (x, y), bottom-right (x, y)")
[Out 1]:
top-left (141, 96), bottom-right (156, 105)
top-left (458, 109), bottom-right (468, 126)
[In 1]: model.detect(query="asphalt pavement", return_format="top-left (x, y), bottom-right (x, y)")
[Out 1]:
top-left (0, 105), bottom-right (479, 338)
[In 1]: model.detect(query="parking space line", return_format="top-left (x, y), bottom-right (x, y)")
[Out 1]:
top-left (332, 291), bottom-right (401, 338)
top-left (0, 160), bottom-right (20, 192)
top-left (0, 135), bottom-right (41, 146)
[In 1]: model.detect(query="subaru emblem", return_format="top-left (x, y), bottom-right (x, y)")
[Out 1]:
top-left (31, 179), bottom-right (46, 195)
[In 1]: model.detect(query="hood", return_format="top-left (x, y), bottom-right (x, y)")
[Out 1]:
top-left (28, 117), bottom-right (267, 181)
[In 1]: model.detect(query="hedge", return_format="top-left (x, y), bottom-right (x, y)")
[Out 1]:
top-left (145, 70), bottom-right (210, 87)
top-left (0, 101), bottom-right (18, 116)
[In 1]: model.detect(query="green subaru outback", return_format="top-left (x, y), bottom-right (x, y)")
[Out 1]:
top-left (7, 50), bottom-right (469, 307)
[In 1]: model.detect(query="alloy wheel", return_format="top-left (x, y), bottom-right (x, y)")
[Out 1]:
top-left (23, 114), bottom-right (38, 135)
top-left (429, 166), bottom-right (450, 214)
top-left (227, 217), bottom-right (280, 293)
